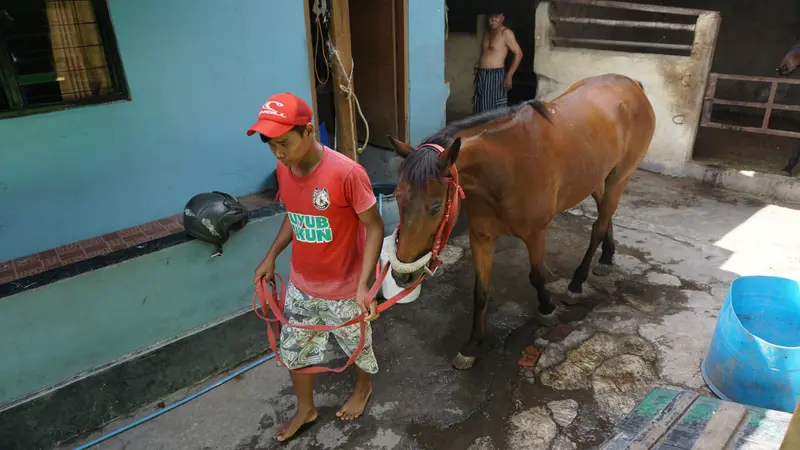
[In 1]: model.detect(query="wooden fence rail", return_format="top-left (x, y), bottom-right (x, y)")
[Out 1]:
top-left (701, 73), bottom-right (800, 140)
top-left (550, 0), bottom-right (703, 55)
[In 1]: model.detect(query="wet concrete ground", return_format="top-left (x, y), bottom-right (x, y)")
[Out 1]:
top-left (63, 171), bottom-right (800, 450)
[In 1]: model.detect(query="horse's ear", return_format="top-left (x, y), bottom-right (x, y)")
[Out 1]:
top-left (387, 135), bottom-right (414, 159)
top-left (437, 138), bottom-right (461, 174)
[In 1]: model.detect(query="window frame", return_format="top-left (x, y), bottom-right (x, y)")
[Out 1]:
top-left (0, 0), bottom-right (130, 120)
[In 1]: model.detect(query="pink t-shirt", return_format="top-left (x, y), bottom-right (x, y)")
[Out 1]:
top-left (276, 147), bottom-right (377, 300)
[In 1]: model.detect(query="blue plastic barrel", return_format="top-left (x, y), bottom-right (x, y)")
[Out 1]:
top-left (701, 275), bottom-right (800, 413)
top-left (319, 121), bottom-right (331, 147)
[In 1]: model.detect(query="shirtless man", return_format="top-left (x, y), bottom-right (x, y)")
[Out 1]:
top-left (473, 7), bottom-right (523, 114)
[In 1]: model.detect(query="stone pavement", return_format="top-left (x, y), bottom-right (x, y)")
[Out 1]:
top-left (62, 171), bottom-right (800, 450)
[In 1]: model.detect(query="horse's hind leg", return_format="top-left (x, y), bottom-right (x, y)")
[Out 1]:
top-left (453, 231), bottom-right (497, 371)
top-left (782, 141), bottom-right (800, 175)
top-left (525, 229), bottom-right (559, 326)
top-left (591, 189), bottom-right (616, 276)
top-left (568, 177), bottom-right (626, 294)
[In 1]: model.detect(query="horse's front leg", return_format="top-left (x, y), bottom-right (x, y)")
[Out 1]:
top-left (525, 229), bottom-right (560, 326)
top-left (452, 232), bottom-right (497, 371)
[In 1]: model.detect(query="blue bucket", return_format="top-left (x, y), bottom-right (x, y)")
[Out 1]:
top-left (701, 275), bottom-right (800, 413)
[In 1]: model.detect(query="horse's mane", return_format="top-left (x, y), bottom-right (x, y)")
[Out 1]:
top-left (399, 100), bottom-right (551, 190)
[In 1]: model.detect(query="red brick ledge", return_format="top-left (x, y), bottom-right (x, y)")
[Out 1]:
top-left (0, 191), bottom-right (276, 285)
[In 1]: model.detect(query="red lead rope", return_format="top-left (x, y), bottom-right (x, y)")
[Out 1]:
top-left (252, 145), bottom-right (464, 373)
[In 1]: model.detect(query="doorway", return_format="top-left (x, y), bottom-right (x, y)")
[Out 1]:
top-left (306, 0), bottom-right (409, 152)
top-left (444, 0), bottom-right (538, 121)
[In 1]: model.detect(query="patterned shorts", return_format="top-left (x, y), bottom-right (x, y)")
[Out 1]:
top-left (278, 282), bottom-right (379, 374)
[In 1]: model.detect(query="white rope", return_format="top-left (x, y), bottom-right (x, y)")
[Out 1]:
top-left (327, 41), bottom-right (370, 157)
top-left (313, 15), bottom-right (330, 85)
top-left (386, 229), bottom-right (433, 274)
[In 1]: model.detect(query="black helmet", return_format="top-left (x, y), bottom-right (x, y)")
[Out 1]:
top-left (183, 191), bottom-right (250, 256)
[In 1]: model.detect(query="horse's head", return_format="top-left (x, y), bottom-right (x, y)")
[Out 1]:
top-left (387, 135), bottom-right (462, 287)
top-left (778, 39), bottom-right (800, 76)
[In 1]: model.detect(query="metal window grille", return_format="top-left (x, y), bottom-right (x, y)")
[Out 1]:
top-left (548, 0), bottom-right (703, 57)
top-left (0, 0), bottom-right (128, 118)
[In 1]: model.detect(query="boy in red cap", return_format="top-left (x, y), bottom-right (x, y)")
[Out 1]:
top-left (248, 93), bottom-right (384, 442)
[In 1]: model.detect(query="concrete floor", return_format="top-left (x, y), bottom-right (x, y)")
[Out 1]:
top-left (63, 170), bottom-right (800, 450)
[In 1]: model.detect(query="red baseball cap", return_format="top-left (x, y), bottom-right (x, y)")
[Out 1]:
top-left (246, 92), bottom-right (313, 138)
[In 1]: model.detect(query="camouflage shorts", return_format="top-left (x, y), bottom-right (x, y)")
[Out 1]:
top-left (278, 282), bottom-right (378, 374)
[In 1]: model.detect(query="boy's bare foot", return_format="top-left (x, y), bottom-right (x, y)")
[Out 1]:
top-left (275, 408), bottom-right (318, 442)
top-left (336, 383), bottom-right (372, 420)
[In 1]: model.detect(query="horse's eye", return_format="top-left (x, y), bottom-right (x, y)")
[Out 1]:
top-left (430, 204), bottom-right (442, 216)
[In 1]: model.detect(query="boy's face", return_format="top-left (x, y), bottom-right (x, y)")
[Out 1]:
top-left (263, 124), bottom-right (315, 167)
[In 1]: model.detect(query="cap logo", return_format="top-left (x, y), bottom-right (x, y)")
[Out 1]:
top-left (260, 100), bottom-right (288, 119)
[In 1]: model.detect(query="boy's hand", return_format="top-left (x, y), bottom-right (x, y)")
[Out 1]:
top-left (254, 256), bottom-right (276, 285)
top-left (357, 283), bottom-right (379, 322)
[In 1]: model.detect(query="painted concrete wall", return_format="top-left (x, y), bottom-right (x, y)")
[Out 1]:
top-left (0, 214), bottom-right (290, 405)
top-left (533, 2), bottom-right (720, 175)
top-left (408, 0), bottom-right (448, 145)
top-left (445, 9), bottom-right (483, 118)
top-left (446, 32), bottom-right (480, 117)
top-left (0, 0), bottom-right (312, 262)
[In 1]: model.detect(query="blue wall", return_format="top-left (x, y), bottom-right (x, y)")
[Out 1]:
top-left (0, 0), bottom-right (447, 261)
top-left (0, 214), bottom-right (290, 405)
top-left (0, 0), bottom-right (313, 261)
top-left (408, 0), bottom-right (448, 146)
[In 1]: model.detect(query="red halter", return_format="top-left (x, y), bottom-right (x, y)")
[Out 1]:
top-left (413, 143), bottom-right (465, 275)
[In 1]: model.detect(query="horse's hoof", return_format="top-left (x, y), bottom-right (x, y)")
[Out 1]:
top-left (452, 352), bottom-right (477, 370)
top-left (536, 307), bottom-right (561, 327)
top-left (563, 284), bottom-right (587, 305)
top-left (782, 170), bottom-right (793, 177)
top-left (593, 265), bottom-right (613, 277)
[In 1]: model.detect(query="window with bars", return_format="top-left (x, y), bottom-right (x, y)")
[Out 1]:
top-left (0, 0), bottom-right (128, 118)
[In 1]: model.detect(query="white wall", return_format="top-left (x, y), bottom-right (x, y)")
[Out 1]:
top-left (445, 15), bottom-right (486, 117)
top-left (533, 2), bottom-right (720, 175)
top-left (445, 32), bottom-right (480, 116)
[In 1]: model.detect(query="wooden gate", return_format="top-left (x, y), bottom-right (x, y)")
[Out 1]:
top-left (701, 73), bottom-right (800, 139)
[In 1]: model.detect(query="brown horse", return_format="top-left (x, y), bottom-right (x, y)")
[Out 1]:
top-left (386, 73), bottom-right (655, 370)
top-left (777, 38), bottom-right (800, 175)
